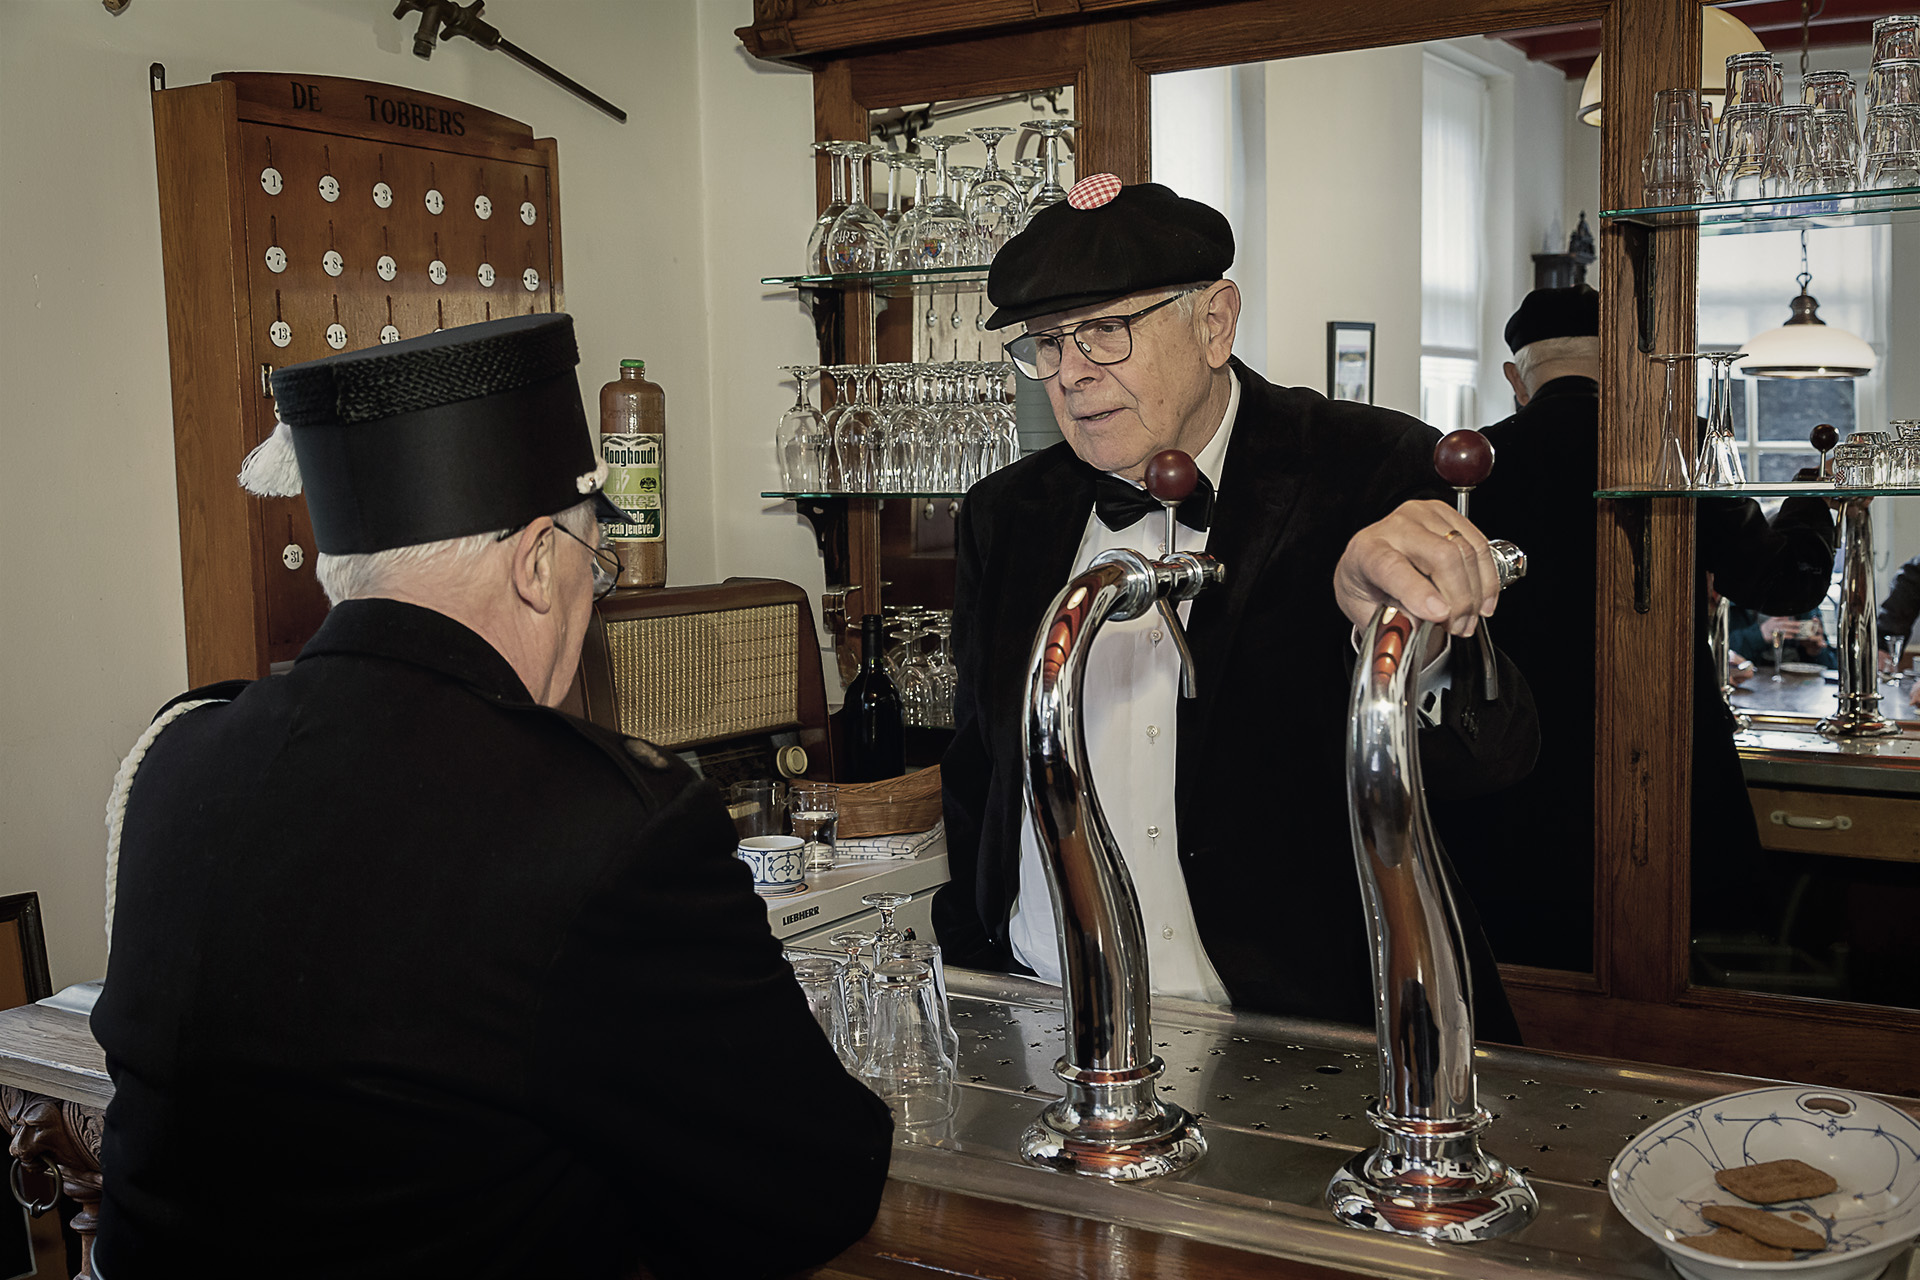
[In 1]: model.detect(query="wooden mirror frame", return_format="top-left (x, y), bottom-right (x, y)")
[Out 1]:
top-left (740, 0), bottom-right (1920, 1094)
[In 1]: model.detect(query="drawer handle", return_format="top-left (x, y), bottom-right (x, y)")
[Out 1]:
top-left (1770, 809), bottom-right (1852, 831)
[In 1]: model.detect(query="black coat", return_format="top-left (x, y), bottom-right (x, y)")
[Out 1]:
top-left (937, 359), bottom-right (1537, 1038)
top-left (1442, 377), bottom-right (1836, 968)
top-left (92, 600), bottom-right (892, 1280)
top-left (1880, 554), bottom-right (1920, 649)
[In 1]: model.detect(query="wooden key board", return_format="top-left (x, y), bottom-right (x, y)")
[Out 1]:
top-left (151, 72), bottom-right (566, 682)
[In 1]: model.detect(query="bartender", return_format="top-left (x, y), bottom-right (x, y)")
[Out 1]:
top-left (91, 314), bottom-right (892, 1280)
top-left (935, 177), bottom-right (1537, 1037)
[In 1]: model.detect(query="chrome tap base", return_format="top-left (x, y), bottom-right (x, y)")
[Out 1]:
top-left (1022, 1059), bottom-right (1206, 1180)
top-left (1820, 496), bottom-right (1895, 739)
top-left (1327, 1120), bottom-right (1539, 1242)
top-left (1815, 707), bottom-right (1900, 738)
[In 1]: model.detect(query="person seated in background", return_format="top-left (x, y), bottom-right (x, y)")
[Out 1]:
top-left (92, 314), bottom-right (892, 1280)
top-left (1729, 606), bottom-right (1838, 670)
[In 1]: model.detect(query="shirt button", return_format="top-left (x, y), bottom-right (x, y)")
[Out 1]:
top-left (1146, 825), bottom-right (1160, 839)
top-left (1157, 542), bottom-right (1167, 554)
top-left (1146, 725), bottom-right (1159, 739)
top-left (1150, 629), bottom-right (1163, 643)
top-left (1161, 926), bottom-right (1175, 940)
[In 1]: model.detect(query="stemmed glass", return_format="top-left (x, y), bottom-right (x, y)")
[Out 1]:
top-left (880, 365), bottom-right (929, 492)
top-left (1698, 351), bottom-right (1746, 488)
top-left (878, 148), bottom-right (911, 237)
top-left (926, 614), bottom-right (958, 728)
top-left (776, 364), bottom-right (829, 491)
top-left (818, 365), bottom-right (852, 491)
top-left (1886, 633), bottom-right (1908, 686)
top-left (826, 142), bottom-right (891, 274)
top-left (806, 140), bottom-right (849, 274)
top-left (896, 136), bottom-right (975, 268)
top-left (862, 891), bottom-right (914, 962)
top-left (1651, 354), bottom-right (1694, 488)
top-left (966, 126), bottom-right (1022, 259)
top-left (828, 930), bottom-right (876, 1056)
top-left (1025, 119), bottom-right (1077, 211)
top-left (833, 366), bottom-right (880, 491)
top-left (890, 154), bottom-right (935, 269)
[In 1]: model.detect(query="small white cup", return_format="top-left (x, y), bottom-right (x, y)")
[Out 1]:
top-left (736, 835), bottom-right (806, 893)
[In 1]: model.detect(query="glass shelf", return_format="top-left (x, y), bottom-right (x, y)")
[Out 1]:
top-left (1595, 483), bottom-right (1920, 498)
top-left (760, 264), bottom-right (992, 293)
top-left (1599, 186), bottom-right (1920, 235)
top-left (762, 491), bottom-right (969, 500)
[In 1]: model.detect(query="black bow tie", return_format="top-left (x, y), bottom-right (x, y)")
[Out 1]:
top-left (1092, 469), bottom-right (1215, 533)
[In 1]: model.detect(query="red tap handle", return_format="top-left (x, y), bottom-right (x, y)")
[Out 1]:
top-left (1434, 430), bottom-right (1495, 490)
top-left (1145, 449), bottom-right (1199, 505)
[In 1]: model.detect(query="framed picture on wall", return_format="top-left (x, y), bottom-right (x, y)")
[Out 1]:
top-left (1327, 322), bottom-right (1376, 405)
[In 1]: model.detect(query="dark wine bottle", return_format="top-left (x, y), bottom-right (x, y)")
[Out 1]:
top-left (845, 614), bottom-right (905, 782)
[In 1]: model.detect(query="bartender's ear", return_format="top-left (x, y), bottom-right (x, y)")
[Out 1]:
top-left (1503, 361), bottom-right (1530, 407)
top-left (508, 519), bottom-right (559, 615)
top-left (1199, 280), bottom-right (1240, 370)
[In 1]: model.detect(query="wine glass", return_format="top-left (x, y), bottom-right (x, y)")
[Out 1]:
top-left (826, 142), bottom-right (891, 274)
top-left (1697, 352), bottom-right (1745, 488)
top-left (1650, 354), bottom-right (1694, 488)
top-left (827, 930), bottom-right (876, 1056)
top-left (877, 148), bottom-right (911, 236)
top-left (896, 135), bottom-right (975, 268)
top-left (966, 126), bottom-right (1022, 260)
top-left (776, 365), bottom-right (827, 492)
top-left (862, 890), bottom-right (914, 962)
top-left (1886, 633), bottom-right (1908, 685)
top-left (1025, 119), bottom-right (1077, 211)
top-left (817, 365), bottom-right (852, 491)
top-left (890, 153), bottom-right (934, 269)
top-left (833, 366), bottom-right (880, 492)
top-left (805, 140), bottom-right (849, 274)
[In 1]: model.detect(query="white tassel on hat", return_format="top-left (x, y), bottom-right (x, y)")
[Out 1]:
top-left (238, 418), bottom-right (304, 497)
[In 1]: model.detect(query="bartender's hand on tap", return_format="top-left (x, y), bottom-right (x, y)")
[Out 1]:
top-left (1333, 499), bottom-right (1501, 638)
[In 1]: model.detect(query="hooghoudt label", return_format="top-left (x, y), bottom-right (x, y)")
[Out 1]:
top-left (602, 434), bottom-right (663, 541)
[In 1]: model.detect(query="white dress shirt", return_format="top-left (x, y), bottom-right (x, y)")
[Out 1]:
top-left (1007, 373), bottom-right (1242, 1004)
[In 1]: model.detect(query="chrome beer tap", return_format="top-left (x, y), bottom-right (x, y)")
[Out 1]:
top-left (1019, 450), bottom-right (1222, 1180)
top-left (1328, 430), bottom-right (1538, 1243)
top-left (1813, 424), bottom-right (1897, 740)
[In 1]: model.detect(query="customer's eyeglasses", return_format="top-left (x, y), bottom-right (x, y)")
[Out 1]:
top-left (500, 519), bottom-right (619, 600)
top-left (1003, 285), bottom-right (1208, 380)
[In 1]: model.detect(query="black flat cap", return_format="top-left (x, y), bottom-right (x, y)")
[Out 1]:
top-left (986, 177), bottom-right (1234, 329)
top-left (268, 313), bottom-right (622, 554)
top-left (1503, 286), bottom-right (1600, 354)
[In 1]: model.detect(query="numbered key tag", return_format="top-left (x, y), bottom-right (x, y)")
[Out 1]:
top-left (424, 188), bottom-right (445, 215)
top-left (380, 324), bottom-right (401, 344)
top-left (282, 543), bottom-right (305, 570)
top-left (474, 194), bottom-right (493, 220)
top-left (260, 166), bottom-right (283, 196)
top-left (264, 245), bottom-right (288, 273)
top-left (372, 181), bottom-right (393, 209)
top-left (269, 320), bottom-right (292, 348)
top-left (522, 267), bottom-right (540, 292)
top-left (519, 201), bottom-right (537, 225)
top-left (428, 259), bottom-right (448, 286)
top-left (318, 174), bottom-right (340, 202)
top-left (326, 323), bottom-right (348, 350)
top-left (322, 250), bottom-right (344, 277)
top-left (477, 262), bottom-right (496, 287)
top-left (376, 255), bottom-right (397, 282)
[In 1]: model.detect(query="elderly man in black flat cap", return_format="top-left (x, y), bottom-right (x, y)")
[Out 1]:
top-left (91, 315), bottom-right (891, 1280)
top-left (936, 177), bottom-right (1537, 1036)
top-left (1430, 287), bottom-right (1835, 972)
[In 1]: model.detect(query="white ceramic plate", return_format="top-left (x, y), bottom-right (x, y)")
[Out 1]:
top-left (1780, 661), bottom-right (1830, 675)
top-left (1609, 1086), bottom-right (1920, 1280)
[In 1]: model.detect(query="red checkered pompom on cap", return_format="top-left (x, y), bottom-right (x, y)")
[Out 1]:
top-left (1067, 173), bottom-right (1123, 210)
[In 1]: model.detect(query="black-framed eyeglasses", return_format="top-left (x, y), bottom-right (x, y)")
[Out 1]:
top-left (499, 519), bottom-right (619, 600)
top-left (1003, 285), bottom-right (1209, 381)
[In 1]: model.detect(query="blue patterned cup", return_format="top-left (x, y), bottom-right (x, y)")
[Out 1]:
top-left (736, 835), bottom-right (806, 893)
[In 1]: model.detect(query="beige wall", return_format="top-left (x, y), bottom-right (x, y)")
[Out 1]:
top-left (0, 0), bottom-right (825, 990)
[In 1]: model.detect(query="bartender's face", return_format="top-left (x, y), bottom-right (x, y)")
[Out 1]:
top-left (1030, 280), bottom-right (1239, 481)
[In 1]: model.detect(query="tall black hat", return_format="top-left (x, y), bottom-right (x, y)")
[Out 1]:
top-left (244, 313), bottom-right (621, 555)
top-left (985, 176), bottom-right (1234, 330)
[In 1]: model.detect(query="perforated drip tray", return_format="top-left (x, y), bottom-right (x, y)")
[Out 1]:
top-left (893, 970), bottom-right (1920, 1280)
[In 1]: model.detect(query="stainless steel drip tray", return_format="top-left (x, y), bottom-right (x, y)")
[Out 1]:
top-left (908, 970), bottom-right (1920, 1280)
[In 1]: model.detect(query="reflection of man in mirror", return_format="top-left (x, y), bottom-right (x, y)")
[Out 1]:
top-left (937, 176), bottom-right (1539, 1037)
top-left (1441, 288), bottom-right (1837, 972)
top-left (91, 315), bottom-right (892, 1278)
top-left (1880, 553), bottom-right (1920, 708)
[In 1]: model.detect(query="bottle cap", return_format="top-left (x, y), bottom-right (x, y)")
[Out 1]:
top-left (621, 359), bottom-right (646, 371)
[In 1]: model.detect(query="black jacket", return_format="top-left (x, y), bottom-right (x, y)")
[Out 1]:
top-left (1444, 377), bottom-right (1836, 968)
top-left (1880, 554), bottom-right (1920, 649)
top-left (937, 359), bottom-right (1536, 1037)
top-left (93, 599), bottom-right (892, 1280)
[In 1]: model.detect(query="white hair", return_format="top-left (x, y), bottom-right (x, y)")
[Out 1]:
top-left (315, 500), bottom-right (596, 606)
top-left (1513, 335), bottom-right (1600, 389)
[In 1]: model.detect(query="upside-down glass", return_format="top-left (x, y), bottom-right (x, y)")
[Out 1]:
top-left (883, 939), bottom-right (961, 1066)
top-left (789, 954), bottom-right (857, 1070)
top-left (1719, 103), bottom-right (1774, 200)
top-left (1874, 15), bottom-right (1920, 63)
top-left (857, 959), bottom-right (956, 1128)
top-left (826, 142), bottom-right (891, 274)
top-left (1761, 104), bottom-right (1815, 197)
top-left (1651, 355), bottom-right (1694, 488)
top-left (1698, 352), bottom-right (1746, 488)
top-left (1863, 104), bottom-right (1920, 188)
top-left (1869, 58), bottom-right (1920, 112)
top-left (1025, 119), bottom-right (1076, 210)
top-left (1644, 89), bottom-right (1708, 204)
top-left (878, 148), bottom-right (910, 235)
top-left (828, 929), bottom-right (876, 1055)
top-left (965, 126), bottom-right (1023, 260)
top-left (776, 365), bottom-right (829, 491)
top-left (1802, 70), bottom-right (1860, 132)
top-left (896, 135), bottom-right (974, 268)
top-left (862, 890), bottom-right (913, 963)
top-left (1725, 51), bottom-right (1783, 109)
top-left (1806, 108), bottom-right (1861, 193)
top-left (833, 366), bottom-right (880, 491)
top-left (806, 140), bottom-right (848, 274)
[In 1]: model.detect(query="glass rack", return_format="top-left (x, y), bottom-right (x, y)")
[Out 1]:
top-left (1595, 483), bottom-right (1920, 498)
top-left (760, 264), bottom-right (994, 293)
top-left (763, 491), bottom-right (970, 500)
top-left (1600, 186), bottom-right (1920, 235)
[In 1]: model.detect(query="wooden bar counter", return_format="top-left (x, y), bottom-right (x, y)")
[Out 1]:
top-left (3, 972), bottom-right (1916, 1278)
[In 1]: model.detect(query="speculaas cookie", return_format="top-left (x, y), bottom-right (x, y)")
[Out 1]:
top-left (1701, 1203), bottom-right (1827, 1251)
top-left (1714, 1158), bottom-right (1839, 1204)
top-left (1681, 1227), bottom-right (1793, 1261)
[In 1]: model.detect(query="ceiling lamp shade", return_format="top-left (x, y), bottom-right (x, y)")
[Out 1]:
top-left (1736, 290), bottom-right (1878, 379)
top-left (1577, 6), bottom-right (1766, 126)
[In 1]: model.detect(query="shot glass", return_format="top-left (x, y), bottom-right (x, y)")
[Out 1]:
top-left (789, 784), bottom-right (840, 874)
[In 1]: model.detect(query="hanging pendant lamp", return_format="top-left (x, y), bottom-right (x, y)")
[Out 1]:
top-left (1577, 5), bottom-right (1765, 126)
top-left (1736, 232), bottom-right (1877, 379)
